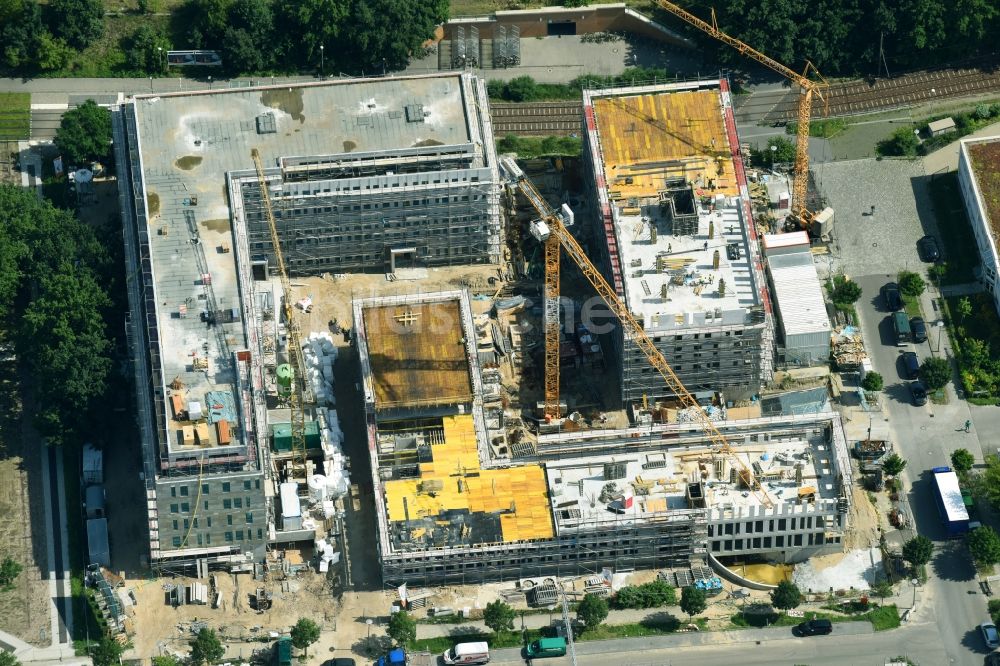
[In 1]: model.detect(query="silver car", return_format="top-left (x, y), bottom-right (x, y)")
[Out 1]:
top-left (981, 621), bottom-right (1000, 649)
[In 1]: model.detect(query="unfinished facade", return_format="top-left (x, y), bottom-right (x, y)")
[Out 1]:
top-left (229, 77), bottom-right (501, 275)
top-left (581, 79), bottom-right (773, 405)
top-left (356, 292), bottom-right (849, 586)
top-left (113, 73), bottom-right (499, 570)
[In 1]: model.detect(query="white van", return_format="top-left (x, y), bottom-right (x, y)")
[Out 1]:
top-left (442, 641), bottom-right (490, 665)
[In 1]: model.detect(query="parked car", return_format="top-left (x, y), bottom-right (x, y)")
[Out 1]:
top-left (909, 382), bottom-right (928, 406)
top-left (982, 622), bottom-right (1000, 649)
top-left (902, 351), bottom-right (920, 380)
top-left (794, 619), bottom-right (833, 636)
top-left (882, 282), bottom-right (902, 310)
top-left (524, 638), bottom-right (568, 659)
top-left (911, 317), bottom-right (927, 343)
top-left (918, 235), bottom-right (941, 262)
top-left (322, 660), bottom-right (357, 666)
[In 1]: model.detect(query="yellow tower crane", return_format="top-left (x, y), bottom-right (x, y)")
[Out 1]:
top-left (654, 0), bottom-right (828, 227)
top-left (501, 158), bottom-right (773, 507)
top-left (251, 149), bottom-right (308, 479)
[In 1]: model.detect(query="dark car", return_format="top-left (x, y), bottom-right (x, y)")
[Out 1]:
top-left (902, 351), bottom-right (920, 380)
top-left (918, 235), bottom-right (941, 262)
top-left (795, 619), bottom-right (833, 636)
top-left (322, 660), bottom-right (357, 666)
top-left (911, 317), bottom-right (927, 343)
top-left (882, 282), bottom-right (902, 311)
top-left (909, 382), bottom-right (928, 406)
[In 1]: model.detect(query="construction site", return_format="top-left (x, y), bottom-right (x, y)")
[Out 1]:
top-left (105, 31), bottom-right (868, 655)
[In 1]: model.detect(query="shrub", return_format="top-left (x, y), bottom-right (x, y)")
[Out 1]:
top-left (951, 448), bottom-right (975, 473)
top-left (831, 276), bottom-right (862, 305)
top-left (861, 372), bottom-right (883, 392)
top-left (611, 580), bottom-right (676, 609)
top-left (920, 356), bottom-right (951, 390)
top-left (902, 535), bottom-right (933, 567)
top-left (770, 580), bottom-right (803, 610)
top-left (898, 270), bottom-right (926, 297)
top-left (877, 127), bottom-right (920, 157)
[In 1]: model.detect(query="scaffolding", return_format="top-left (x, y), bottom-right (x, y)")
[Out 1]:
top-left (233, 147), bottom-right (500, 275)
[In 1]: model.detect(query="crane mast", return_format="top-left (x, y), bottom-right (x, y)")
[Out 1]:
top-left (654, 0), bottom-right (828, 225)
top-left (501, 158), bottom-right (772, 507)
top-left (251, 149), bottom-right (308, 479)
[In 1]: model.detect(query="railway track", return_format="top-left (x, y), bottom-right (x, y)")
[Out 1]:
top-left (490, 102), bottom-right (583, 136)
top-left (764, 59), bottom-right (1000, 121)
top-left (492, 59), bottom-right (1000, 134)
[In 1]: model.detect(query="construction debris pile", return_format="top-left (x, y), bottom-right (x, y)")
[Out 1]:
top-left (303, 331), bottom-right (350, 503)
top-left (832, 327), bottom-right (867, 371)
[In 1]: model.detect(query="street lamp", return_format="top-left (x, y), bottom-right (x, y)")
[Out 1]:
top-left (157, 46), bottom-right (163, 73)
top-left (770, 144), bottom-right (777, 171)
top-left (320, 45), bottom-right (324, 76)
top-left (365, 618), bottom-right (374, 656)
top-left (208, 75), bottom-right (213, 90)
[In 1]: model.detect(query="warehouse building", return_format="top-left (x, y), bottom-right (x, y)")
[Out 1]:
top-left (355, 291), bottom-right (850, 586)
top-left (959, 136), bottom-right (1000, 313)
top-left (581, 79), bottom-right (773, 406)
top-left (112, 73), bottom-right (500, 569)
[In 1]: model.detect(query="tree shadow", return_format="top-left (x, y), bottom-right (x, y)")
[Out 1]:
top-left (350, 635), bottom-right (394, 659)
top-left (640, 610), bottom-right (680, 631)
top-left (930, 539), bottom-right (975, 583)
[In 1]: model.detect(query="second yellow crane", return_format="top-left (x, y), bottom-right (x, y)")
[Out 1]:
top-left (655, 0), bottom-right (828, 227)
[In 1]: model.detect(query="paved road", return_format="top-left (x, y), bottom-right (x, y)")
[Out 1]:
top-left (487, 620), bottom-right (946, 665)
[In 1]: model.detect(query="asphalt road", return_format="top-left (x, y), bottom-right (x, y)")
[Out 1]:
top-left (854, 273), bottom-right (990, 665)
top-left (487, 620), bottom-right (949, 665)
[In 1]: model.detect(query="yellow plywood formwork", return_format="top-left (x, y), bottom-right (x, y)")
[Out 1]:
top-left (384, 415), bottom-right (554, 542)
top-left (594, 90), bottom-right (738, 201)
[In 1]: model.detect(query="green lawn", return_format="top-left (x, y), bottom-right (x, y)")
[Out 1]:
top-left (0, 93), bottom-right (30, 140)
top-left (928, 173), bottom-right (978, 285)
top-left (943, 292), bottom-right (1000, 401)
top-left (902, 293), bottom-right (922, 319)
top-left (729, 604), bottom-right (899, 632)
top-left (496, 135), bottom-right (582, 158)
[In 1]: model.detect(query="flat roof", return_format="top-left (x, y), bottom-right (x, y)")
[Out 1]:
top-left (131, 74), bottom-right (477, 454)
top-left (382, 415), bottom-right (554, 546)
top-left (545, 435), bottom-right (837, 530)
top-left (588, 82), bottom-right (759, 329)
top-left (934, 469), bottom-right (969, 523)
top-left (768, 252), bottom-right (831, 337)
top-left (965, 137), bottom-right (1000, 242)
top-left (363, 300), bottom-right (473, 409)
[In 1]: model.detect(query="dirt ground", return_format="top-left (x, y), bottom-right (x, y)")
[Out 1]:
top-left (127, 570), bottom-right (343, 659)
top-left (845, 482), bottom-right (883, 550)
top-left (0, 358), bottom-right (54, 645)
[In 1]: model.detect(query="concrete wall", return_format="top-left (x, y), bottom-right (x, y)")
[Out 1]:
top-left (708, 499), bottom-right (844, 564)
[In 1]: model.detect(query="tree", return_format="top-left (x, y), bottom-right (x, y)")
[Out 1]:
top-left (576, 593), bottom-right (609, 630)
top-left (902, 535), bottom-right (934, 567)
top-left (189, 627), bottom-right (225, 666)
top-left (951, 448), bottom-right (976, 474)
top-left (331, 0), bottom-right (449, 75)
top-left (0, 650), bottom-right (20, 666)
top-left (882, 453), bottom-right (907, 477)
top-left (151, 657), bottom-right (181, 666)
top-left (898, 270), bottom-right (926, 297)
top-left (54, 100), bottom-right (112, 165)
top-left (182, 0), bottom-right (233, 48)
top-left (861, 371), bottom-right (884, 392)
top-left (831, 276), bottom-right (862, 305)
top-left (219, 0), bottom-right (274, 73)
top-left (957, 296), bottom-right (973, 324)
top-left (49, 0), bottom-right (104, 49)
top-left (765, 136), bottom-right (796, 164)
top-left (870, 580), bottom-right (893, 602)
top-left (968, 526), bottom-right (1000, 566)
top-left (386, 610), bottom-right (416, 645)
top-left (91, 636), bottom-right (126, 666)
top-left (679, 586), bottom-right (707, 619)
top-left (503, 76), bottom-right (539, 103)
top-left (877, 127), bottom-right (920, 157)
top-left (920, 357), bottom-right (951, 390)
top-left (770, 580), bottom-right (803, 610)
top-left (125, 25), bottom-right (170, 74)
top-left (482, 599), bottom-right (515, 635)
top-left (0, 0), bottom-right (45, 70)
top-left (290, 617), bottom-right (321, 657)
top-left (0, 557), bottom-right (22, 588)
top-left (36, 31), bottom-right (74, 71)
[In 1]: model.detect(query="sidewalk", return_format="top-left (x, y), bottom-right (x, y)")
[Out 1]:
top-left (483, 621), bottom-right (874, 664)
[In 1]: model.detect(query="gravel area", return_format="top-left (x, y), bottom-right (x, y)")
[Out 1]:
top-left (814, 158), bottom-right (933, 278)
top-left (792, 547), bottom-right (882, 593)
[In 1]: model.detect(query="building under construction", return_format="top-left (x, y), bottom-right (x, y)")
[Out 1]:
top-left (112, 72), bottom-right (500, 570)
top-left (581, 79), bottom-right (773, 406)
top-left (355, 290), bottom-right (851, 587)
